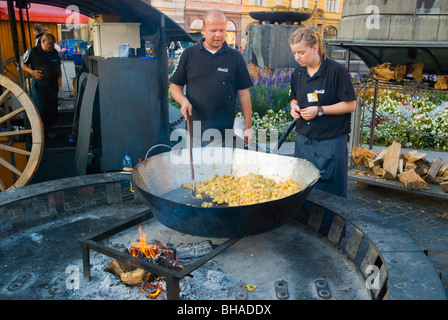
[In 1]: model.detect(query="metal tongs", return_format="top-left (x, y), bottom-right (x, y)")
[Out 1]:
top-left (186, 115), bottom-right (196, 195)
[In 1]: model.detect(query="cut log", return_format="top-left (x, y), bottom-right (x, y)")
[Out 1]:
top-left (398, 169), bottom-right (428, 190)
top-left (401, 150), bottom-right (427, 163)
top-left (370, 62), bottom-right (395, 81)
top-left (398, 158), bottom-right (404, 174)
top-left (410, 62), bottom-right (424, 82)
top-left (437, 163), bottom-right (448, 177)
top-left (352, 146), bottom-right (374, 166)
top-left (435, 75), bottom-right (448, 90)
top-left (394, 64), bottom-right (409, 82)
top-left (404, 161), bottom-right (417, 171)
top-left (415, 159), bottom-right (431, 176)
top-left (382, 141), bottom-right (401, 180)
top-left (368, 149), bottom-right (387, 168)
top-left (441, 182), bottom-right (448, 193)
top-left (372, 165), bottom-right (383, 176)
top-left (433, 177), bottom-right (448, 184)
top-left (425, 158), bottom-right (444, 183)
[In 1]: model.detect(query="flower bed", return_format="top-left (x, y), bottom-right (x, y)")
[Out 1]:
top-left (360, 89), bottom-right (448, 151)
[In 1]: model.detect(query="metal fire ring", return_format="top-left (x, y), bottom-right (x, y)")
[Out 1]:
top-left (0, 172), bottom-right (445, 300)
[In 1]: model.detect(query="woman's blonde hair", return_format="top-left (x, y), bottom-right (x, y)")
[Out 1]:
top-left (289, 27), bottom-right (326, 60)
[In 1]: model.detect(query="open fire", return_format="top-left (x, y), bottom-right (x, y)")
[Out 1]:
top-left (105, 226), bottom-right (184, 299)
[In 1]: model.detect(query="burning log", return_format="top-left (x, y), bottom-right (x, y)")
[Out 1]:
top-left (104, 259), bottom-right (152, 285)
top-left (103, 226), bottom-right (184, 299)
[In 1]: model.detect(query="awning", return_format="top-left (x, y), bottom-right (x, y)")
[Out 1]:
top-left (325, 39), bottom-right (448, 76)
top-left (27, 0), bottom-right (193, 41)
top-left (0, 2), bottom-right (90, 24)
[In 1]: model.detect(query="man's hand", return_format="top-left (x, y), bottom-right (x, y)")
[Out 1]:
top-left (180, 101), bottom-right (193, 120)
top-left (32, 69), bottom-right (43, 80)
top-left (243, 127), bottom-right (252, 144)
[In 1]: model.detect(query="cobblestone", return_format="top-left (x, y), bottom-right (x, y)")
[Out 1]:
top-left (347, 181), bottom-right (448, 296)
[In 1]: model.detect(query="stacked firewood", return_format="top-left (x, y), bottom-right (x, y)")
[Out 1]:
top-left (370, 62), bottom-right (424, 83)
top-left (435, 76), bottom-right (448, 90)
top-left (352, 141), bottom-right (448, 192)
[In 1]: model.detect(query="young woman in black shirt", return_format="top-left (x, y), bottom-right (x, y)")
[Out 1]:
top-left (289, 27), bottom-right (357, 232)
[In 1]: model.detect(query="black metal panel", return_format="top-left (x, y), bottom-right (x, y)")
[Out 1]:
top-left (326, 39), bottom-right (448, 75)
top-left (91, 57), bottom-right (169, 172)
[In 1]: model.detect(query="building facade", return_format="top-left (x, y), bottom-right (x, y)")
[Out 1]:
top-left (149, 0), bottom-right (344, 48)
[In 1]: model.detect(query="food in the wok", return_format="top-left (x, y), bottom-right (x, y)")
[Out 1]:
top-left (183, 173), bottom-right (302, 207)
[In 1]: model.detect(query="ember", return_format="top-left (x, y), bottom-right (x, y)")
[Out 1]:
top-left (140, 277), bottom-right (166, 299)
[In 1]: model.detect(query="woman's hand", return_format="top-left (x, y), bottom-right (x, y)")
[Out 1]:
top-left (290, 100), bottom-right (301, 119)
top-left (299, 106), bottom-right (319, 121)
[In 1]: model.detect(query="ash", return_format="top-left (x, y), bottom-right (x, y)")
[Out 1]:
top-left (180, 261), bottom-right (232, 300)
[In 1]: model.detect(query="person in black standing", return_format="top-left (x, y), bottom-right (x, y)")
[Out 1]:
top-left (169, 9), bottom-right (253, 147)
top-left (32, 24), bottom-right (46, 46)
top-left (289, 27), bottom-right (357, 233)
top-left (23, 33), bottom-right (61, 139)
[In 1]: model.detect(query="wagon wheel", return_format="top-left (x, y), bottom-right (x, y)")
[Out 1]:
top-left (0, 74), bottom-right (44, 191)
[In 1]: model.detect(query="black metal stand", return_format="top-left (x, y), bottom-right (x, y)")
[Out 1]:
top-left (79, 209), bottom-right (241, 300)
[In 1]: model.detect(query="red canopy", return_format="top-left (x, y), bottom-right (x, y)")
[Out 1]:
top-left (0, 2), bottom-right (89, 24)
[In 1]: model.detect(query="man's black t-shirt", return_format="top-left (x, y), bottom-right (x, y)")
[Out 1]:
top-left (289, 58), bottom-right (356, 141)
top-left (24, 46), bottom-right (61, 84)
top-left (169, 39), bottom-right (253, 135)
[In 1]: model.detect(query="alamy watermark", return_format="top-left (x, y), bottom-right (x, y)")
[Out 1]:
top-left (65, 5), bottom-right (81, 30)
top-left (365, 5), bottom-right (381, 30)
top-left (365, 265), bottom-right (381, 290)
top-left (65, 265), bottom-right (80, 290)
top-left (169, 121), bottom-right (279, 166)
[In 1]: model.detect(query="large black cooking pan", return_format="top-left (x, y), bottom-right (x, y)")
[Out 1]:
top-left (132, 145), bottom-right (320, 238)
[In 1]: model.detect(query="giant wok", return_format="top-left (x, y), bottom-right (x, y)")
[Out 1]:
top-left (132, 147), bottom-right (320, 238)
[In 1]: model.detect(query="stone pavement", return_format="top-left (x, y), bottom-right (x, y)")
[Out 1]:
top-left (278, 141), bottom-right (448, 296)
top-left (347, 180), bottom-right (448, 296)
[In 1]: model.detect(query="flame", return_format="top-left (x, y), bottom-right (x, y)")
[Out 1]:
top-left (125, 226), bottom-right (178, 299)
top-left (128, 227), bottom-right (175, 259)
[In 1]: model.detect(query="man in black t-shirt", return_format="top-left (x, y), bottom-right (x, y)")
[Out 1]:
top-left (23, 33), bottom-right (61, 138)
top-left (169, 9), bottom-right (253, 147)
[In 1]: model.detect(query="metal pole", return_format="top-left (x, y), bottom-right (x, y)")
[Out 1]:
top-left (369, 83), bottom-right (378, 150)
top-left (6, 0), bottom-right (24, 87)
